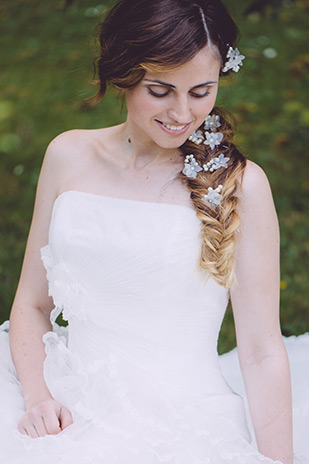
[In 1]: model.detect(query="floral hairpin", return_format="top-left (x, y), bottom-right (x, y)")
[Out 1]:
top-left (204, 115), bottom-right (221, 132)
top-left (188, 130), bottom-right (204, 145)
top-left (182, 154), bottom-right (203, 179)
top-left (222, 46), bottom-right (245, 73)
top-left (203, 153), bottom-right (230, 172)
top-left (189, 115), bottom-right (223, 148)
top-left (203, 131), bottom-right (223, 150)
top-left (203, 185), bottom-right (223, 209)
top-left (182, 153), bottom-right (229, 177)
top-left (184, 114), bottom-right (229, 210)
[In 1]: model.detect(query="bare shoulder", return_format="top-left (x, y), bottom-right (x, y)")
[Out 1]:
top-left (40, 127), bottom-right (112, 195)
top-left (237, 159), bottom-right (276, 216)
top-left (44, 128), bottom-right (99, 166)
top-left (240, 160), bottom-right (272, 200)
top-left (236, 159), bottom-right (279, 237)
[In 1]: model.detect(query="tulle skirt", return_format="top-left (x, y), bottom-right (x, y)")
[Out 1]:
top-left (0, 321), bottom-right (308, 464)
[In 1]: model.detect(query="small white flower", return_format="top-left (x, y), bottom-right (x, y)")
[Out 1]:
top-left (203, 153), bottom-right (230, 172)
top-left (203, 185), bottom-right (223, 209)
top-left (188, 130), bottom-right (204, 145)
top-left (182, 154), bottom-right (203, 178)
top-left (203, 132), bottom-right (223, 150)
top-left (222, 47), bottom-right (245, 73)
top-left (204, 115), bottom-right (221, 132)
top-left (213, 153), bottom-right (230, 169)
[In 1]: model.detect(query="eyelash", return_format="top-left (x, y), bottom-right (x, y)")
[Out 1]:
top-left (148, 88), bottom-right (210, 99)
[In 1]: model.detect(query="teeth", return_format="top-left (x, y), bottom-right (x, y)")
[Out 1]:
top-left (162, 123), bottom-right (186, 131)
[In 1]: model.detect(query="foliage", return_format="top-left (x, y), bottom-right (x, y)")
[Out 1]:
top-left (0, 0), bottom-right (308, 353)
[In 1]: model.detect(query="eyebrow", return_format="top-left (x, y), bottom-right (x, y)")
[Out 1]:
top-left (143, 79), bottom-right (218, 89)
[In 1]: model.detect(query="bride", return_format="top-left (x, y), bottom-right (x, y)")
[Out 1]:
top-left (0, 0), bottom-right (308, 463)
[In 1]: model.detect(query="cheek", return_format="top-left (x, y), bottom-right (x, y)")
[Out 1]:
top-left (197, 92), bottom-right (218, 117)
top-left (126, 90), bottom-right (163, 119)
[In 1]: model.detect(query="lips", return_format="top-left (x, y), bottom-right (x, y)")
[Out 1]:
top-left (155, 119), bottom-right (191, 135)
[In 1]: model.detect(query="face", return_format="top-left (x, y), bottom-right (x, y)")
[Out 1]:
top-left (125, 46), bottom-right (221, 150)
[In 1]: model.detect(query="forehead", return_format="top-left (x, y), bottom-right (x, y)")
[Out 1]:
top-left (143, 47), bottom-right (221, 87)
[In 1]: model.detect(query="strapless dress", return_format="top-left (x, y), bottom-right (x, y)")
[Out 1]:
top-left (0, 191), bottom-right (308, 463)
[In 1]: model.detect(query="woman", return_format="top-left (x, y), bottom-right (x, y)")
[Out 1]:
top-left (0, 0), bottom-right (308, 463)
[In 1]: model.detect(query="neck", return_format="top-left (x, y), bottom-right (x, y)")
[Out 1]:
top-left (116, 120), bottom-right (181, 169)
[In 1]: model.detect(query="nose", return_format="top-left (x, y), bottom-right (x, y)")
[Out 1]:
top-left (167, 96), bottom-right (192, 124)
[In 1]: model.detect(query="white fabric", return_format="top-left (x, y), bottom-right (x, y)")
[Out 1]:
top-left (0, 190), bottom-right (308, 463)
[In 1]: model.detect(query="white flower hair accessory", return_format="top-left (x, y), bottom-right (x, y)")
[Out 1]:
top-left (203, 185), bottom-right (223, 209)
top-left (184, 114), bottom-right (228, 210)
top-left (188, 130), bottom-right (204, 145)
top-left (189, 115), bottom-right (222, 146)
top-left (222, 46), bottom-right (245, 73)
top-left (182, 153), bottom-right (230, 178)
top-left (203, 131), bottom-right (223, 150)
top-left (182, 154), bottom-right (203, 178)
top-left (203, 153), bottom-right (230, 172)
top-left (204, 115), bottom-right (221, 132)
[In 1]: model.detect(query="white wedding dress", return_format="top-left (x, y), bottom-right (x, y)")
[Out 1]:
top-left (0, 190), bottom-right (308, 464)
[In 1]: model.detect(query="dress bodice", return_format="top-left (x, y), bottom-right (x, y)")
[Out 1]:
top-left (41, 191), bottom-right (231, 400)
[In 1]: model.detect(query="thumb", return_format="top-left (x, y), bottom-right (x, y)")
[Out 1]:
top-left (59, 406), bottom-right (73, 431)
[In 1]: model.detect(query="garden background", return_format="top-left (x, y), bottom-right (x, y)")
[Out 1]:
top-left (0, 0), bottom-right (308, 353)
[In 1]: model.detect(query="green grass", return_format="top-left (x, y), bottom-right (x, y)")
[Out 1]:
top-left (0, 0), bottom-right (308, 354)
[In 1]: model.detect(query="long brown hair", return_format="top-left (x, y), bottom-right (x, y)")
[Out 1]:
top-left (89, 0), bottom-right (246, 288)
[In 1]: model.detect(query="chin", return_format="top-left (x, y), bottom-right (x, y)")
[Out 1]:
top-left (154, 135), bottom-right (188, 150)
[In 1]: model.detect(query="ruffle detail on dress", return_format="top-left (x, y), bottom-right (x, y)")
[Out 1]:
top-left (0, 320), bottom-right (10, 333)
top-left (0, 326), bottom-right (308, 463)
top-left (40, 245), bottom-right (89, 324)
top-left (0, 322), bottom-right (18, 382)
top-left (33, 329), bottom-right (291, 464)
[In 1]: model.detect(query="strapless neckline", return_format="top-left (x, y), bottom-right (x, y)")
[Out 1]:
top-left (1, 184), bottom-right (308, 464)
top-left (54, 190), bottom-right (197, 214)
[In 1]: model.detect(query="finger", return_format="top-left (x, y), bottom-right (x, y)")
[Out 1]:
top-left (43, 411), bottom-right (62, 436)
top-left (32, 416), bottom-right (49, 438)
top-left (17, 424), bottom-right (28, 436)
top-left (59, 407), bottom-right (73, 430)
top-left (17, 420), bottom-right (27, 435)
top-left (27, 424), bottom-right (39, 439)
top-left (17, 418), bottom-right (32, 437)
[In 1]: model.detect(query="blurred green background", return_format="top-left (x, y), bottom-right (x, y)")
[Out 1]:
top-left (0, 0), bottom-right (308, 353)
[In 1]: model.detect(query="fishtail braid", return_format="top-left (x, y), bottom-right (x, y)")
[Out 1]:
top-left (179, 108), bottom-right (246, 288)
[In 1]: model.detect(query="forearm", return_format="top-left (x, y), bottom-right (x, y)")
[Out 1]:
top-left (9, 302), bottom-right (53, 410)
top-left (241, 348), bottom-right (293, 464)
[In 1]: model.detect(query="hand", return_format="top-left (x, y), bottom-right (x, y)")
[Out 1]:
top-left (17, 398), bottom-right (73, 438)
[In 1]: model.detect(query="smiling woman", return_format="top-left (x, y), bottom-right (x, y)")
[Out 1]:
top-left (0, 0), bottom-right (308, 464)
top-left (124, 50), bottom-right (220, 149)
top-left (88, 0), bottom-right (246, 287)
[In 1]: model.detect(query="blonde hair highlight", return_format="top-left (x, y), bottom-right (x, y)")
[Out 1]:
top-left (179, 108), bottom-right (246, 288)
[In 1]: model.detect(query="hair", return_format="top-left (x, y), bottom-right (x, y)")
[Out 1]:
top-left (88, 0), bottom-right (246, 288)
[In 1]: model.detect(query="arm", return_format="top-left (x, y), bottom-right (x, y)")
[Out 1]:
top-left (9, 133), bottom-right (79, 438)
top-left (230, 161), bottom-right (293, 464)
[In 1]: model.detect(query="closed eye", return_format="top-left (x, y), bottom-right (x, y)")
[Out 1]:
top-left (148, 87), bottom-right (211, 99)
top-left (190, 89), bottom-right (210, 98)
top-left (148, 87), bottom-right (171, 98)
top-left (148, 85), bottom-right (210, 98)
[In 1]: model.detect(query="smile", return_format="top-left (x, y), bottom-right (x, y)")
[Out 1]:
top-left (156, 120), bottom-right (191, 135)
